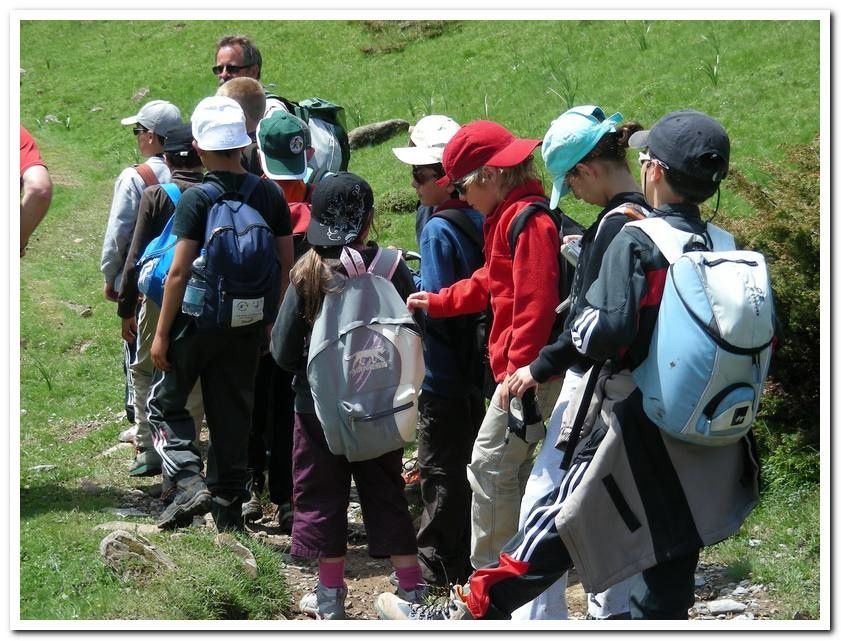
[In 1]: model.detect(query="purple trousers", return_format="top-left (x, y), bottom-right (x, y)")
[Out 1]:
top-left (291, 411), bottom-right (418, 559)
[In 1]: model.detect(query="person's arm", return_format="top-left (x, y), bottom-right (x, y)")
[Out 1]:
top-left (422, 265), bottom-right (490, 318)
top-left (117, 187), bottom-right (160, 319)
top-left (270, 285), bottom-right (309, 373)
top-left (150, 238), bottom-right (199, 371)
top-left (20, 165), bottom-right (52, 256)
top-left (570, 229), bottom-right (651, 362)
top-left (506, 214), bottom-right (561, 374)
top-left (101, 168), bottom-right (143, 299)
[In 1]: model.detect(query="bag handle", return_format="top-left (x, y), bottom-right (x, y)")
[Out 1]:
top-left (559, 362), bottom-right (604, 472)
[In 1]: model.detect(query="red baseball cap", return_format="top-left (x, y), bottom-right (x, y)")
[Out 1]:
top-left (436, 120), bottom-right (541, 186)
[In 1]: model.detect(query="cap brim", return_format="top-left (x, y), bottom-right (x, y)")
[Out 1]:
top-left (549, 180), bottom-right (569, 209)
top-left (306, 220), bottom-right (358, 247)
top-left (487, 138), bottom-right (542, 167)
top-left (435, 175), bottom-right (451, 187)
top-left (628, 130), bottom-right (650, 149)
top-left (259, 148), bottom-right (309, 181)
top-left (392, 146), bottom-right (444, 166)
top-left (120, 115), bottom-right (140, 126)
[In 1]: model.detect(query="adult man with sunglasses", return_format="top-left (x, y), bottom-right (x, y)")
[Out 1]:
top-left (101, 99), bottom-right (182, 437)
top-left (213, 35), bottom-right (283, 116)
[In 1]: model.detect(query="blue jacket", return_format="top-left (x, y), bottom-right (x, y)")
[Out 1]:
top-left (413, 200), bottom-right (485, 397)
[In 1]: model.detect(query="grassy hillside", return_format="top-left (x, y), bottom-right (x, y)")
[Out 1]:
top-left (18, 18), bottom-right (822, 621)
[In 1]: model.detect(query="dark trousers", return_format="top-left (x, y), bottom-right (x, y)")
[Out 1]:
top-left (415, 389), bottom-right (484, 584)
top-left (291, 411), bottom-right (418, 560)
top-left (246, 353), bottom-right (294, 505)
top-left (148, 328), bottom-right (262, 501)
top-left (628, 549), bottom-right (700, 619)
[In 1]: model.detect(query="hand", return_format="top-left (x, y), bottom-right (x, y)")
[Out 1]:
top-left (507, 365), bottom-right (537, 398)
top-left (121, 317), bottom-right (138, 342)
top-left (151, 333), bottom-right (170, 371)
top-left (562, 234), bottom-right (582, 245)
top-left (406, 291), bottom-right (429, 312)
top-left (496, 373), bottom-right (512, 412)
top-left (103, 281), bottom-right (118, 302)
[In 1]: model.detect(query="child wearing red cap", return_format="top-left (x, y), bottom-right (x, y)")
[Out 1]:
top-left (406, 120), bottom-right (562, 571)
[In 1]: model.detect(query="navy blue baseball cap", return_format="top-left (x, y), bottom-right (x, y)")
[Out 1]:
top-left (629, 110), bottom-right (730, 186)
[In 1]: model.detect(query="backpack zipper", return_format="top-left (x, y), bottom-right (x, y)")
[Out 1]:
top-left (354, 401), bottom-right (414, 423)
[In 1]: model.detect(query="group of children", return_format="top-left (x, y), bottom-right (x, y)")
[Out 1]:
top-left (99, 57), bottom-right (762, 620)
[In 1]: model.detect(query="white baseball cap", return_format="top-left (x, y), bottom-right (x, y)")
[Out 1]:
top-left (120, 99), bottom-right (182, 136)
top-left (392, 114), bottom-right (461, 166)
top-left (190, 96), bottom-right (252, 151)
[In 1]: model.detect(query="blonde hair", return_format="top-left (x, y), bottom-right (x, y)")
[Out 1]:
top-left (216, 77), bottom-right (267, 126)
top-left (462, 155), bottom-right (540, 196)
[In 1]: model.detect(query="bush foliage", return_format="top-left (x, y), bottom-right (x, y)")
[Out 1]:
top-left (727, 137), bottom-right (820, 446)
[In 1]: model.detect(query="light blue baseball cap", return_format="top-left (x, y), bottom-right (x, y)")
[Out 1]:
top-left (542, 105), bottom-right (623, 208)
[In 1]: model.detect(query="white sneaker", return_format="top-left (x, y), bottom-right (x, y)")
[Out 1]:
top-left (299, 583), bottom-right (348, 620)
top-left (375, 585), bottom-right (473, 620)
top-left (119, 424), bottom-right (138, 443)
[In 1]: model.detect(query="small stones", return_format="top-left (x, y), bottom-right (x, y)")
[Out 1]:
top-left (79, 307), bottom-right (93, 318)
top-left (94, 520), bottom-right (160, 536)
top-left (28, 464), bottom-right (56, 473)
top-left (707, 599), bottom-right (747, 615)
top-left (102, 507), bottom-right (149, 518)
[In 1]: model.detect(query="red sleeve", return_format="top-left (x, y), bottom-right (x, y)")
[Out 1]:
top-left (20, 126), bottom-right (46, 177)
top-left (506, 213), bottom-right (561, 373)
top-left (426, 265), bottom-right (490, 318)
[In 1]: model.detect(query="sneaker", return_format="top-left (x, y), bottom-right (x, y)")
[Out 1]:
top-left (156, 475), bottom-right (212, 530)
top-left (299, 583), bottom-right (348, 620)
top-left (402, 457), bottom-right (421, 506)
top-left (212, 496), bottom-right (245, 532)
top-left (375, 585), bottom-right (473, 620)
top-left (119, 424), bottom-right (138, 444)
top-left (128, 448), bottom-right (162, 477)
top-left (273, 501), bottom-right (294, 534)
top-left (241, 493), bottom-right (263, 522)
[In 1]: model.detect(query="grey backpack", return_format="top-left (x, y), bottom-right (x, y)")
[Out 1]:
top-left (306, 246), bottom-right (424, 462)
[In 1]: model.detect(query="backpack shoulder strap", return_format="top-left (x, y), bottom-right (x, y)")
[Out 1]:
top-left (160, 182), bottom-right (182, 207)
top-left (340, 246), bottom-right (368, 277)
top-left (593, 201), bottom-right (649, 242)
top-left (431, 208), bottom-right (484, 249)
top-left (368, 247), bottom-right (402, 280)
top-left (134, 163), bottom-right (159, 187)
top-left (706, 222), bottom-right (737, 251)
top-left (507, 200), bottom-right (560, 256)
top-left (627, 217), bottom-right (707, 264)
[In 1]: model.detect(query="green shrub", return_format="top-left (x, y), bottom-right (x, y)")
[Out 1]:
top-left (727, 137), bottom-right (820, 445)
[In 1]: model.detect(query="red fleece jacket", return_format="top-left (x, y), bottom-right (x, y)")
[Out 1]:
top-left (425, 179), bottom-right (561, 381)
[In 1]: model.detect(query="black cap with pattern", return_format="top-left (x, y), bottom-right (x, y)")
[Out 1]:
top-left (308, 172), bottom-right (374, 247)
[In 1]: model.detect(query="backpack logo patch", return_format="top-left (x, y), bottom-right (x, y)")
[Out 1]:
top-left (348, 336), bottom-right (389, 382)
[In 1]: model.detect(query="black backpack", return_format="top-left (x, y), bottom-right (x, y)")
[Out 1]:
top-left (427, 208), bottom-right (494, 398)
top-left (506, 200), bottom-right (584, 344)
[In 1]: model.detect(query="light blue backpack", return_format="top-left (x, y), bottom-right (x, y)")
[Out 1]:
top-left (136, 182), bottom-right (182, 306)
top-left (628, 217), bottom-right (775, 446)
top-left (306, 246), bottom-right (424, 462)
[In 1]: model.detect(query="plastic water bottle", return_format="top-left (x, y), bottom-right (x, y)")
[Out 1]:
top-left (181, 251), bottom-right (207, 317)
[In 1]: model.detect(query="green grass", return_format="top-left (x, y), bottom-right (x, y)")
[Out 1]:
top-left (18, 18), bottom-right (822, 621)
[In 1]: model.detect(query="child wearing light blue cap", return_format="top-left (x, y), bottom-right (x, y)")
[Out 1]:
top-left (508, 105), bottom-right (649, 621)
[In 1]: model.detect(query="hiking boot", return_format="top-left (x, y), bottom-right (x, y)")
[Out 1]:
top-left (211, 496), bottom-right (245, 532)
top-left (375, 585), bottom-right (473, 620)
top-left (299, 583), bottom-right (348, 620)
top-left (128, 448), bottom-right (162, 477)
top-left (241, 493), bottom-right (263, 522)
top-left (119, 424), bottom-right (138, 444)
top-left (273, 501), bottom-right (294, 534)
top-left (156, 475), bottom-right (212, 530)
top-left (402, 457), bottom-right (421, 506)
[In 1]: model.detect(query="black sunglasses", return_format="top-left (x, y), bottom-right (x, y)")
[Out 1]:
top-left (212, 63), bottom-right (253, 75)
top-left (132, 126), bottom-right (149, 136)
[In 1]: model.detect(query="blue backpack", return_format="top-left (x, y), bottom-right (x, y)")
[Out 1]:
top-left (628, 217), bottom-right (775, 446)
top-left (136, 182), bottom-right (183, 307)
top-left (192, 173), bottom-right (281, 331)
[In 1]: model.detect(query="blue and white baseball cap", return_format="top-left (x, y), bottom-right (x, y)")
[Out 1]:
top-left (542, 105), bottom-right (623, 208)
